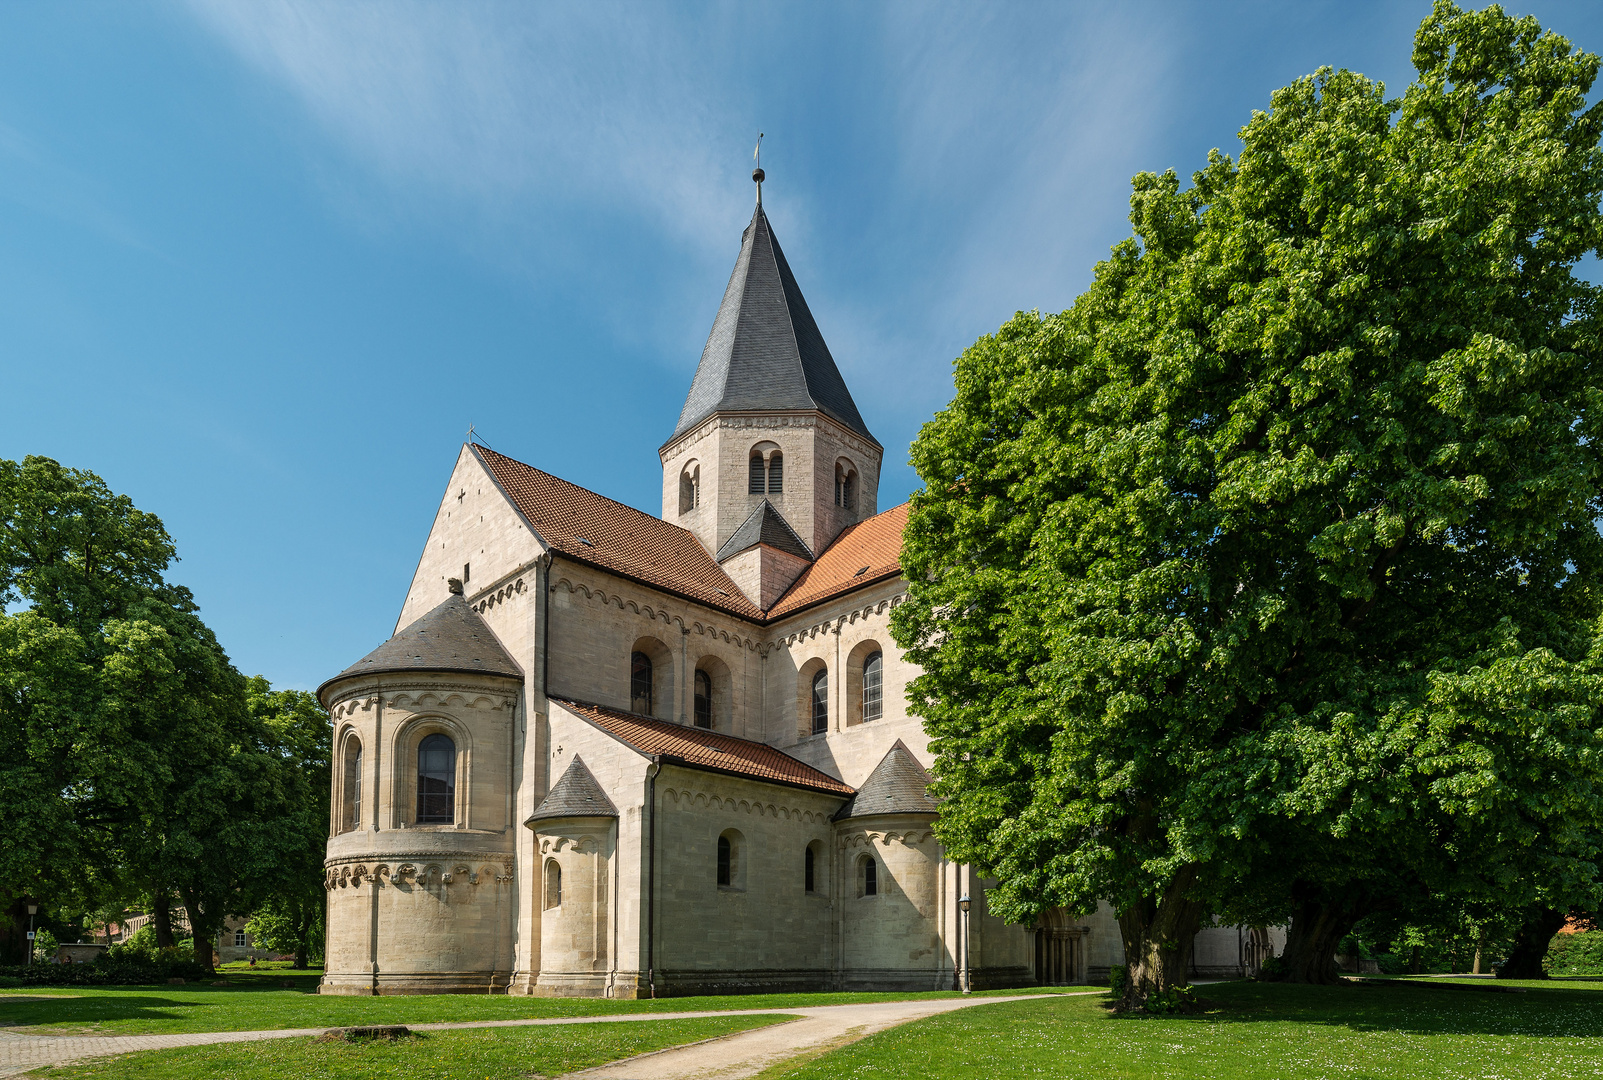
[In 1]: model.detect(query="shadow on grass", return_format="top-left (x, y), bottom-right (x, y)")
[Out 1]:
top-left (1119, 979), bottom-right (1603, 1039)
top-left (0, 995), bottom-right (217, 1027)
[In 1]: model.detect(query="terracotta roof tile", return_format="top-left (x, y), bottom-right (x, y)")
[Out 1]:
top-left (766, 503), bottom-right (909, 618)
top-left (476, 445), bottom-right (761, 619)
top-left (553, 697), bottom-right (854, 797)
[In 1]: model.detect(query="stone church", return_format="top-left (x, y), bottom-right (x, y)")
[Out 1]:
top-left (316, 179), bottom-right (1278, 996)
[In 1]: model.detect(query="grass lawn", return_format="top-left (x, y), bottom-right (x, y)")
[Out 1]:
top-left (27, 1014), bottom-right (793, 1080)
top-left (0, 968), bottom-right (1075, 1036)
top-left (755, 980), bottom-right (1603, 1079)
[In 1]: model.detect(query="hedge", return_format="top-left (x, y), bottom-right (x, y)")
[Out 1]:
top-left (0, 956), bottom-right (210, 987)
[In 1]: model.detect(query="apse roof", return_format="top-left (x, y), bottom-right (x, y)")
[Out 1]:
top-left (834, 739), bottom-right (939, 820)
top-left (553, 697), bottom-right (855, 797)
top-left (319, 591), bottom-right (522, 702)
top-left (715, 499), bottom-right (814, 563)
top-left (672, 204), bottom-right (875, 445)
top-left (527, 756), bottom-right (618, 822)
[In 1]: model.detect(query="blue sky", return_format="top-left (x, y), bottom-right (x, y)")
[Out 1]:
top-left (4, 0), bottom-right (1602, 691)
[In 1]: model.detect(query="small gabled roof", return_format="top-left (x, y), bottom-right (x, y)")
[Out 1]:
top-left (715, 499), bottom-right (814, 563)
top-left (527, 756), bottom-right (618, 823)
top-left (319, 591), bottom-right (522, 703)
top-left (834, 740), bottom-right (939, 820)
top-left (768, 502), bottom-right (908, 619)
top-left (672, 204), bottom-right (876, 446)
top-left (474, 444), bottom-right (761, 620)
top-left (553, 697), bottom-right (854, 797)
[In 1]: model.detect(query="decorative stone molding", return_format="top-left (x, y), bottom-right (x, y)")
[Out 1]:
top-left (772, 592), bottom-right (907, 649)
top-left (838, 830), bottom-right (935, 849)
top-left (472, 576), bottom-right (528, 615)
top-left (661, 786), bottom-right (836, 823)
top-left (551, 576), bottom-right (762, 651)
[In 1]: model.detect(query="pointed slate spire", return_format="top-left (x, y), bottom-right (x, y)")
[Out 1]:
top-left (672, 202), bottom-right (875, 444)
top-left (527, 756), bottom-right (619, 823)
top-left (715, 499), bottom-right (814, 563)
top-left (834, 740), bottom-right (939, 820)
top-left (318, 589), bottom-right (521, 702)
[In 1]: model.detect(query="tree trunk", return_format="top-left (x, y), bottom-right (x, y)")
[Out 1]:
top-left (1277, 893), bottom-right (1364, 984)
top-left (1497, 907), bottom-right (1566, 979)
top-left (293, 905), bottom-right (310, 969)
top-left (152, 895), bottom-right (175, 950)
top-left (180, 892), bottom-right (215, 975)
top-left (1115, 865), bottom-right (1206, 1011)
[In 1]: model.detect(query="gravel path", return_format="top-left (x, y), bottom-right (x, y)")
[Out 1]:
top-left (0, 992), bottom-right (1092, 1077)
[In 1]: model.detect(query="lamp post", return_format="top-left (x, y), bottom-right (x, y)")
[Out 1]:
top-left (958, 895), bottom-right (972, 994)
top-left (26, 904), bottom-right (38, 966)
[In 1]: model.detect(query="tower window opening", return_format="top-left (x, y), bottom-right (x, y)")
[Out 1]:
top-left (767, 451), bottom-right (783, 494)
top-left (679, 465), bottom-right (700, 514)
top-left (694, 669), bottom-right (712, 729)
top-left (749, 453), bottom-right (766, 494)
top-left (631, 652), bottom-right (654, 715)
top-left (811, 669), bottom-right (828, 735)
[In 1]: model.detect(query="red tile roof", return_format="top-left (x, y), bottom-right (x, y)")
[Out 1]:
top-left (553, 697), bottom-right (855, 797)
top-left (476, 445), bottom-right (762, 619)
top-left (766, 503), bottom-right (909, 618)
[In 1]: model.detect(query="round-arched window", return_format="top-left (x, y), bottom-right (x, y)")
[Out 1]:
top-left (544, 859), bottom-right (562, 910)
top-left (811, 669), bottom-right (828, 735)
top-left (417, 733), bottom-right (456, 824)
top-left (694, 669), bottom-right (713, 729)
top-left (862, 652), bottom-right (883, 723)
top-left (631, 651), bottom-right (653, 715)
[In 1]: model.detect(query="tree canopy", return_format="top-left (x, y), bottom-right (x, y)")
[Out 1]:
top-left (893, 0), bottom-right (1603, 1008)
top-left (0, 455), bottom-right (329, 970)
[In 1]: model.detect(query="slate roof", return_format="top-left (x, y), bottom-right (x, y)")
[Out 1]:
top-left (834, 739), bottom-right (939, 820)
top-left (318, 592), bottom-right (522, 702)
top-left (553, 697), bottom-right (855, 797)
top-left (767, 503), bottom-right (909, 618)
top-left (475, 445), bottom-right (762, 620)
top-left (672, 204), bottom-right (876, 445)
top-left (527, 756), bottom-right (618, 822)
top-left (715, 499), bottom-right (814, 563)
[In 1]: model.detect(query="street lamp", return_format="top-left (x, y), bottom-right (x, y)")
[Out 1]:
top-left (958, 895), bottom-right (972, 994)
top-left (26, 904), bottom-right (38, 967)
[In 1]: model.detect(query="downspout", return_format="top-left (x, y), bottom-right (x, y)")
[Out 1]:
top-left (645, 757), bottom-right (661, 998)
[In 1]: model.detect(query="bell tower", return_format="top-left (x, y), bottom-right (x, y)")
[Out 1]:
top-left (660, 168), bottom-right (882, 600)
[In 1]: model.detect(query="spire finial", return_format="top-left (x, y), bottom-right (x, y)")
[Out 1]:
top-left (752, 132), bottom-right (764, 205)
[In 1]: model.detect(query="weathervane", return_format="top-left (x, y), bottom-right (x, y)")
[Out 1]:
top-left (753, 132), bottom-right (765, 205)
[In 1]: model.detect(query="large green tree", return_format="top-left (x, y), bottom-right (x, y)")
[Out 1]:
top-left (893, 2), bottom-right (1603, 1009)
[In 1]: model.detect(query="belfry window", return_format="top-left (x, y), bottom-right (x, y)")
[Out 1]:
top-left (862, 652), bottom-right (883, 723)
top-left (749, 453), bottom-right (766, 494)
top-left (679, 465), bottom-right (700, 515)
top-left (767, 451), bottom-right (783, 494)
top-left (694, 669), bottom-right (712, 729)
top-left (631, 652), bottom-right (653, 715)
top-left (811, 669), bottom-right (828, 735)
top-left (416, 733), bottom-right (456, 824)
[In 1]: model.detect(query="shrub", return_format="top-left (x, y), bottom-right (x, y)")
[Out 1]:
top-left (1108, 964), bottom-right (1127, 997)
top-left (1546, 931), bottom-right (1603, 976)
top-left (0, 952), bottom-right (208, 987)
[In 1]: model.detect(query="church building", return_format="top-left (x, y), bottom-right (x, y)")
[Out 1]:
top-left (316, 176), bottom-right (1270, 996)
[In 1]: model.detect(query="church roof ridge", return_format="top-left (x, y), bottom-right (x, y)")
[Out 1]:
top-left (552, 696), bottom-right (855, 797)
top-left (318, 591), bottom-right (522, 703)
top-left (527, 755), bottom-right (618, 822)
top-left (473, 444), bottom-right (762, 619)
top-left (715, 499), bottom-right (814, 563)
top-left (833, 739), bottom-right (939, 821)
top-left (671, 204), bottom-right (876, 446)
